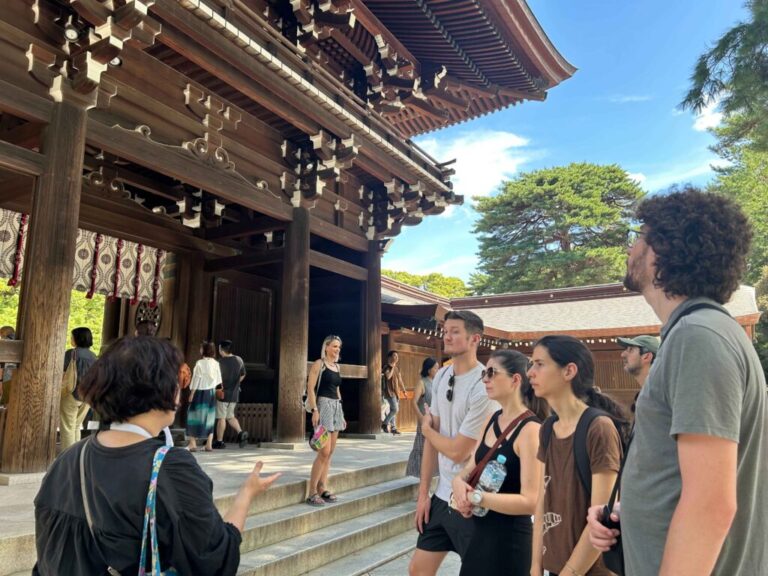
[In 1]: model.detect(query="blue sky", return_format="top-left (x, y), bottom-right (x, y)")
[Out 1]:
top-left (382, 0), bottom-right (748, 282)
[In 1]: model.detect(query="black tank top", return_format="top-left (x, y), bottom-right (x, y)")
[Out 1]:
top-left (473, 410), bottom-right (540, 523)
top-left (317, 364), bottom-right (342, 399)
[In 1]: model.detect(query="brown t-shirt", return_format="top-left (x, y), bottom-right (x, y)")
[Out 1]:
top-left (536, 416), bottom-right (622, 576)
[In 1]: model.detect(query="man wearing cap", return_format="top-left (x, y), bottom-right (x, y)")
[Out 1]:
top-left (617, 335), bottom-right (659, 412)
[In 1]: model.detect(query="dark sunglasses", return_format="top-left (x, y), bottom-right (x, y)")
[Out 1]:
top-left (446, 374), bottom-right (456, 402)
top-left (481, 367), bottom-right (509, 380)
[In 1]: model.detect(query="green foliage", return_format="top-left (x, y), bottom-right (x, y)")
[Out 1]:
top-left (681, 0), bottom-right (768, 150)
top-left (708, 142), bottom-right (768, 285)
top-left (0, 287), bottom-right (105, 354)
top-left (383, 270), bottom-right (469, 298)
top-left (472, 163), bottom-right (644, 294)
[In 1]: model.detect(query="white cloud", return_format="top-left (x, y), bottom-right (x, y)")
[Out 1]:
top-left (693, 99), bottom-right (723, 131)
top-left (416, 129), bottom-right (531, 202)
top-left (605, 95), bottom-right (652, 103)
top-left (627, 172), bottom-right (647, 184)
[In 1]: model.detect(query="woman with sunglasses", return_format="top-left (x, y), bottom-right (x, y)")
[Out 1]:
top-left (305, 335), bottom-right (346, 506)
top-left (451, 350), bottom-right (548, 576)
top-left (528, 335), bottom-right (628, 576)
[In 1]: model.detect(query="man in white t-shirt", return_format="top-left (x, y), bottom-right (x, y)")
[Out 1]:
top-left (409, 310), bottom-right (497, 576)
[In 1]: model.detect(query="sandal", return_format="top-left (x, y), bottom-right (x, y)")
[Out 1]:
top-left (320, 490), bottom-right (338, 503)
top-left (306, 494), bottom-right (325, 507)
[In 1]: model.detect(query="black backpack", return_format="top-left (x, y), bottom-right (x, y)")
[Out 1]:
top-left (541, 301), bottom-right (732, 497)
top-left (540, 407), bottom-right (629, 496)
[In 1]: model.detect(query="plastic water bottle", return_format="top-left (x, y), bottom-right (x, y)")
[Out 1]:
top-left (472, 454), bottom-right (507, 517)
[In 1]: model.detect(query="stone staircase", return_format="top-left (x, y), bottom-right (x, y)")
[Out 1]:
top-left (1, 460), bottom-right (421, 576)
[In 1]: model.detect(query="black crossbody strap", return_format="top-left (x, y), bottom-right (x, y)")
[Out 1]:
top-left (607, 301), bottom-right (731, 509)
top-left (79, 438), bottom-right (122, 576)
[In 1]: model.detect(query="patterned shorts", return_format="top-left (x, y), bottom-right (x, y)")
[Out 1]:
top-left (317, 396), bottom-right (346, 432)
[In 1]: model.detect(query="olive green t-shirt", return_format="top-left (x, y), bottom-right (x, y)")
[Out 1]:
top-left (622, 298), bottom-right (768, 575)
top-left (537, 415), bottom-right (622, 576)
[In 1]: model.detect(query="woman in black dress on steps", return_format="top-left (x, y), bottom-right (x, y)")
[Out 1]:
top-left (452, 350), bottom-right (548, 576)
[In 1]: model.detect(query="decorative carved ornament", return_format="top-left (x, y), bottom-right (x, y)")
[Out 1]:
top-left (27, 0), bottom-right (160, 106)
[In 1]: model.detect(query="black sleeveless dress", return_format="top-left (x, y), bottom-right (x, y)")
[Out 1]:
top-left (460, 410), bottom-right (540, 576)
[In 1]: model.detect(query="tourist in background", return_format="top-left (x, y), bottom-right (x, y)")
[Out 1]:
top-left (305, 335), bottom-right (346, 506)
top-left (528, 335), bottom-right (626, 576)
top-left (59, 327), bottom-right (97, 450)
top-left (617, 334), bottom-right (658, 413)
top-left (213, 339), bottom-right (248, 449)
top-left (406, 357), bottom-right (438, 478)
top-left (187, 341), bottom-right (221, 452)
top-left (452, 349), bottom-right (547, 576)
top-left (0, 325), bottom-right (16, 404)
top-left (34, 336), bottom-right (280, 575)
top-left (382, 350), bottom-right (407, 435)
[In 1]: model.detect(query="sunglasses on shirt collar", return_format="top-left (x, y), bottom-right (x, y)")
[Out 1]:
top-left (446, 373), bottom-right (455, 402)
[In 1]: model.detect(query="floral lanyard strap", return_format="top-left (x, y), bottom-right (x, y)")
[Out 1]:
top-left (138, 445), bottom-right (178, 576)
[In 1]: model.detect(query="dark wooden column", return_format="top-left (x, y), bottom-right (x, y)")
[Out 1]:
top-left (101, 298), bottom-right (123, 347)
top-left (1, 99), bottom-right (88, 472)
top-left (359, 240), bottom-right (382, 434)
top-left (184, 253), bottom-right (211, 364)
top-left (276, 207), bottom-right (310, 442)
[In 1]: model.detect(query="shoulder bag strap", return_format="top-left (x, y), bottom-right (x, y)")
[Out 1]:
top-left (139, 446), bottom-right (172, 576)
top-left (606, 429), bottom-right (634, 513)
top-left (467, 409), bottom-right (534, 488)
top-left (604, 302), bottom-right (730, 507)
top-left (79, 438), bottom-right (122, 576)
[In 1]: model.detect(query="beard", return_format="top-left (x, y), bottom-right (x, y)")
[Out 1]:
top-left (623, 269), bottom-right (643, 292)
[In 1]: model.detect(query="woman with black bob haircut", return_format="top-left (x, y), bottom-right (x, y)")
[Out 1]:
top-left (528, 335), bottom-right (627, 576)
top-left (34, 336), bottom-right (280, 576)
top-left (452, 349), bottom-right (548, 575)
top-left (59, 326), bottom-right (98, 450)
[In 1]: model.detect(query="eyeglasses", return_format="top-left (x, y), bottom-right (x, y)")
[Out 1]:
top-left (626, 227), bottom-right (646, 247)
top-left (446, 374), bottom-right (456, 402)
top-left (481, 367), bottom-right (508, 380)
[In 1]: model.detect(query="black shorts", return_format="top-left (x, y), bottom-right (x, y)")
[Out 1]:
top-left (416, 495), bottom-right (475, 559)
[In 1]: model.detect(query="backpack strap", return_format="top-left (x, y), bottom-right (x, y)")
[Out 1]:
top-left (573, 407), bottom-right (605, 496)
top-left (540, 415), bottom-right (557, 454)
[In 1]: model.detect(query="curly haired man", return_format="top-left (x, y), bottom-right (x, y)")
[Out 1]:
top-left (588, 186), bottom-right (767, 576)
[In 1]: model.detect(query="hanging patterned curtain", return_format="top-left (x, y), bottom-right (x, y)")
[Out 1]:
top-left (0, 208), bottom-right (167, 306)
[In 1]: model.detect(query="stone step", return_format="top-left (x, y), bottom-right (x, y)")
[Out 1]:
top-left (236, 500), bottom-right (416, 576)
top-left (215, 460), bottom-right (408, 518)
top-left (240, 477), bottom-right (419, 554)
top-left (300, 531), bottom-right (416, 576)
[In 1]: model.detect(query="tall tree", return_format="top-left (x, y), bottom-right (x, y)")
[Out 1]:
top-left (383, 270), bottom-right (468, 298)
top-left (473, 163), bottom-right (644, 294)
top-left (708, 136), bottom-right (768, 284)
top-left (681, 0), bottom-right (768, 150)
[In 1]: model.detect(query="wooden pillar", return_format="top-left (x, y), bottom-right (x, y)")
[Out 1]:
top-left (276, 207), bottom-right (310, 442)
top-left (184, 253), bottom-right (210, 364)
top-left (360, 240), bottom-right (382, 434)
top-left (1, 99), bottom-right (88, 472)
top-left (101, 298), bottom-right (122, 347)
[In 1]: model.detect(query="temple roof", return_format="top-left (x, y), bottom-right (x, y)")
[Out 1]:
top-left (363, 0), bottom-right (576, 135)
top-left (382, 278), bottom-right (762, 339)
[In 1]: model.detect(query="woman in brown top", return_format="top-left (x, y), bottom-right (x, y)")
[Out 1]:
top-left (528, 335), bottom-right (627, 576)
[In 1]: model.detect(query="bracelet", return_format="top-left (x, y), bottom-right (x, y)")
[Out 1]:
top-left (565, 564), bottom-right (583, 576)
